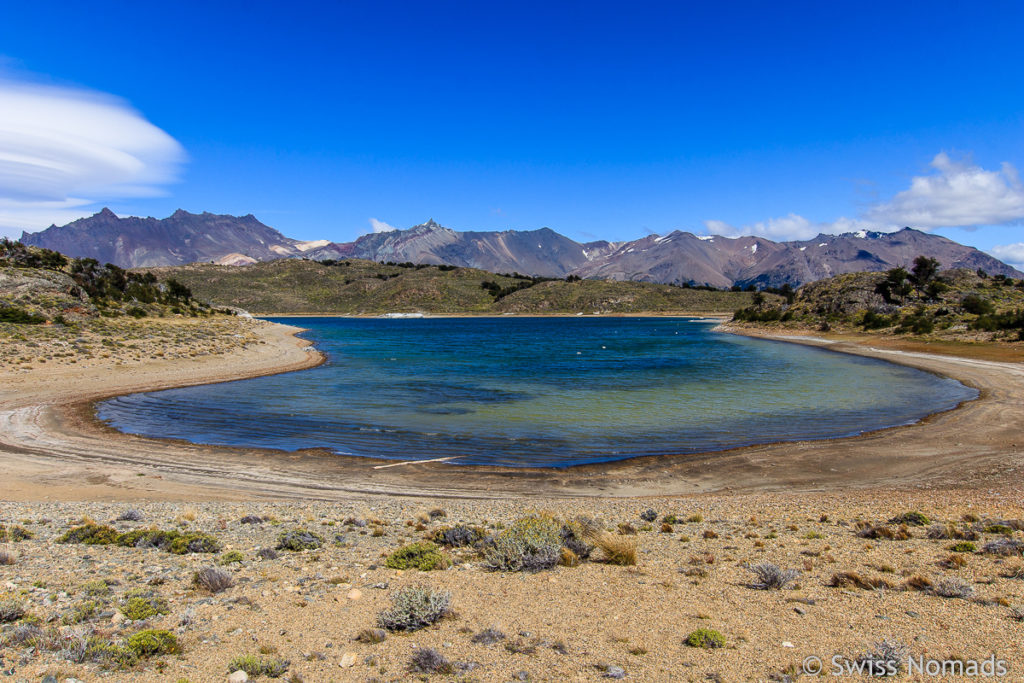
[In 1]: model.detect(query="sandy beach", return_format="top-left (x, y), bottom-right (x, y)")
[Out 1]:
top-left (2, 317), bottom-right (1023, 682)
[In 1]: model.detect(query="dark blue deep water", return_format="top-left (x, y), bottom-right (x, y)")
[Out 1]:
top-left (97, 317), bottom-right (977, 467)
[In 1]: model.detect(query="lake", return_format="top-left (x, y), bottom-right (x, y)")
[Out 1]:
top-left (97, 317), bottom-right (977, 467)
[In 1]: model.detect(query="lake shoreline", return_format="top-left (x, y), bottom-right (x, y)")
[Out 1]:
top-left (1, 317), bottom-right (1022, 501)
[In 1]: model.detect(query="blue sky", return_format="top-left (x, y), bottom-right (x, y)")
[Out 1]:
top-left (1, 1), bottom-right (1022, 266)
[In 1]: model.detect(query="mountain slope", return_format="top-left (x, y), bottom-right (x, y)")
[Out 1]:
top-left (21, 211), bottom-right (1022, 287)
top-left (19, 208), bottom-right (322, 267)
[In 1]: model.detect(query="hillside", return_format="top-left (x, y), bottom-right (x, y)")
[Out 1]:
top-left (731, 260), bottom-right (1024, 344)
top-left (149, 259), bottom-right (758, 315)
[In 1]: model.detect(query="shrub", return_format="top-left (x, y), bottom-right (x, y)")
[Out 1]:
top-left (355, 628), bottom-right (387, 644)
top-left (219, 550), bottom-right (244, 565)
top-left (0, 599), bottom-right (26, 623)
top-left (0, 306), bottom-right (46, 324)
top-left (125, 629), bottom-right (181, 658)
top-left (276, 529), bottom-right (324, 551)
top-left (228, 654), bottom-right (290, 678)
top-left (744, 562), bottom-right (800, 590)
top-left (168, 532), bottom-right (221, 555)
top-left (962, 294), bottom-right (995, 315)
top-left (857, 523), bottom-right (911, 540)
top-left (122, 596), bottom-right (170, 621)
top-left (377, 584), bottom-right (452, 632)
top-left (983, 539), bottom-right (1024, 556)
top-left (949, 541), bottom-right (976, 553)
top-left (931, 577), bottom-right (974, 599)
top-left (408, 648), bottom-right (454, 675)
top-left (82, 579), bottom-right (112, 596)
top-left (685, 628), bottom-right (726, 649)
top-left (61, 600), bottom-right (100, 624)
top-left (926, 523), bottom-right (974, 540)
top-left (57, 523), bottom-right (120, 545)
top-left (984, 524), bottom-right (1014, 535)
top-left (117, 509), bottom-right (144, 522)
top-left (828, 571), bottom-right (892, 591)
top-left (471, 627), bottom-right (507, 645)
top-left (0, 525), bottom-right (33, 541)
top-left (561, 520), bottom-right (594, 559)
top-left (431, 524), bottom-right (484, 547)
top-left (116, 528), bottom-right (180, 550)
top-left (1009, 606), bottom-right (1024, 622)
top-left (0, 549), bottom-right (14, 565)
top-left (257, 547), bottom-right (279, 560)
top-left (385, 541), bottom-right (451, 571)
top-left (483, 514), bottom-right (563, 572)
top-left (640, 509), bottom-right (658, 522)
top-left (192, 567), bottom-right (235, 593)
top-left (888, 511), bottom-right (930, 527)
top-left (240, 514), bottom-right (265, 524)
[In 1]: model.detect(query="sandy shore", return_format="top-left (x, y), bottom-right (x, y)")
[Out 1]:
top-left (1, 318), bottom-right (1022, 502)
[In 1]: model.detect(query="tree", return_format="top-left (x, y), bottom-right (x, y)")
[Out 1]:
top-left (910, 256), bottom-right (940, 287)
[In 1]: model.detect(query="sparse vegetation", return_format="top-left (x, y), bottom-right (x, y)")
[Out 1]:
top-left (482, 513), bottom-right (564, 572)
top-left (385, 541), bottom-right (451, 571)
top-left (685, 628), bottom-right (726, 649)
top-left (228, 653), bottom-right (291, 678)
top-left (377, 585), bottom-right (452, 632)
top-left (275, 529), bottom-right (324, 551)
top-left (744, 562), bottom-right (800, 589)
top-left (192, 567), bottom-right (235, 593)
top-left (408, 647), bottom-right (455, 675)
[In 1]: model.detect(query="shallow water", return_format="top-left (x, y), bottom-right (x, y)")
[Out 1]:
top-left (97, 317), bottom-right (977, 467)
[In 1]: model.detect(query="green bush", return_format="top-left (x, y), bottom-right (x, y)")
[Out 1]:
top-left (861, 310), bottom-right (894, 330)
top-left (685, 628), bottom-right (726, 649)
top-left (0, 524), bottom-right (33, 542)
top-left (168, 532), bottom-right (221, 555)
top-left (949, 541), bottom-right (977, 553)
top-left (0, 306), bottom-right (46, 324)
top-left (962, 294), bottom-right (995, 315)
top-left (889, 511), bottom-right (930, 527)
top-left (219, 550), bottom-right (245, 565)
top-left (57, 523), bottom-right (120, 545)
top-left (482, 513), bottom-right (564, 572)
top-left (228, 654), bottom-right (291, 678)
top-left (122, 596), bottom-right (170, 621)
top-left (431, 524), bottom-right (485, 547)
top-left (385, 541), bottom-right (451, 571)
top-left (125, 629), bottom-right (181, 658)
top-left (276, 529), bottom-right (324, 551)
top-left (377, 584), bottom-right (452, 632)
top-left (61, 600), bottom-right (101, 624)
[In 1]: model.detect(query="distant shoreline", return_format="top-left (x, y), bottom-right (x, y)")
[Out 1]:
top-left (2, 317), bottom-right (1023, 502)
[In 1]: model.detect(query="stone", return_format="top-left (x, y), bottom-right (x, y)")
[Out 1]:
top-left (604, 666), bottom-right (626, 679)
top-left (227, 671), bottom-right (249, 683)
top-left (340, 652), bottom-right (357, 667)
top-left (346, 588), bottom-right (362, 601)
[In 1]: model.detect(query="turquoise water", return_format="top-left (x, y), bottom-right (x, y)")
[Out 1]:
top-left (97, 317), bottom-right (976, 467)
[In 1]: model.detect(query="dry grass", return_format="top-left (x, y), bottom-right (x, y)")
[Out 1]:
top-left (828, 571), bottom-right (892, 590)
top-left (591, 532), bottom-right (638, 566)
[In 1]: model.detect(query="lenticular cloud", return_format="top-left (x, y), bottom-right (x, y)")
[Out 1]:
top-left (0, 79), bottom-right (185, 234)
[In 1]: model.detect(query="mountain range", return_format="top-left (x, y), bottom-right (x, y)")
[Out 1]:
top-left (21, 209), bottom-right (1022, 287)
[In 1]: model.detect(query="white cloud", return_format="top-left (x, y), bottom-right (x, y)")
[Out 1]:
top-left (702, 214), bottom-right (882, 242)
top-left (989, 243), bottom-right (1024, 270)
top-left (0, 78), bottom-right (185, 237)
top-left (866, 153), bottom-right (1024, 229)
top-left (369, 217), bottom-right (397, 233)
top-left (703, 152), bottom-right (1024, 242)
